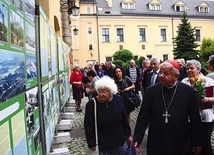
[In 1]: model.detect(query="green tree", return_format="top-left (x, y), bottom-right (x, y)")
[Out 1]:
top-left (113, 59), bottom-right (124, 67)
top-left (113, 49), bottom-right (133, 63)
top-left (173, 12), bottom-right (199, 60)
top-left (112, 49), bottom-right (134, 69)
top-left (138, 56), bottom-right (145, 69)
top-left (199, 38), bottom-right (214, 67)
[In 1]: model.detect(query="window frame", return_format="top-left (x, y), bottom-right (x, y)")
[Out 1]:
top-left (160, 28), bottom-right (167, 42)
top-left (106, 57), bottom-right (112, 62)
top-left (88, 28), bottom-right (92, 34)
top-left (195, 29), bottom-right (201, 41)
top-left (102, 28), bottom-right (110, 42)
top-left (139, 28), bottom-right (146, 42)
top-left (175, 5), bottom-right (186, 12)
top-left (87, 7), bottom-right (91, 13)
top-left (117, 28), bottom-right (124, 42)
top-left (89, 44), bottom-right (93, 50)
top-left (163, 54), bottom-right (168, 61)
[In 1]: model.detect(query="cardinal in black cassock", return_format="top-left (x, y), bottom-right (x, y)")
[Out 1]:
top-left (134, 61), bottom-right (203, 155)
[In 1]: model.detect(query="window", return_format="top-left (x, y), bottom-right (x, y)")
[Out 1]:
top-left (102, 28), bottom-right (109, 42)
top-left (149, 2), bottom-right (161, 11)
top-left (89, 44), bottom-right (93, 50)
top-left (176, 6), bottom-right (180, 11)
top-left (130, 4), bottom-right (134, 9)
top-left (124, 3), bottom-right (128, 9)
top-left (200, 7), bottom-right (209, 13)
top-left (163, 54), bottom-right (168, 61)
top-left (134, 55), bottom-right (138, 60)
top-left (196, 29), bottom-right (201, 41)
top-left (88, 28), bottom-right (92, 34)
top-left (160, 29), bottom-right (166, 42)
top-left (139, 28), bottom-right (146, 42)
top-left (175, 5), bottom-right (185, 12)
top-left (106, 57), bottom-right (112, 62)
top-left (180, 6), bottom-right (185, 11)
top-left (151, 4), bottom-right (155, 10)
top-left (147, 55), bottom-right (152, 59)
top-left (156, 5), bottom-right (161, 10)
top-left (122, 2), bottom-right (135, 9)
top-left (117, 28), bottom-right (124, 42)
top-left (87, 7), bottom-right (91, 13)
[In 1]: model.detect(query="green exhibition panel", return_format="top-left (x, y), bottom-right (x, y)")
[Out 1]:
top-left (0, 1), bottom-right (71, 155)
top-left (0, 93), bottom-right (27, 155)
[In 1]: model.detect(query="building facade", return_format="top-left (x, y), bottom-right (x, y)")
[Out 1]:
top-left (71, 0), bottom-right (214, 67)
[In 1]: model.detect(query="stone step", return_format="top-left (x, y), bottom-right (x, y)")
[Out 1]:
top-left (67, 102), bottom-right (76, 107)
top-left (53, 132), bottom-right (71, 144)
top-left (57, 119), bottom-right (73, 131)
top-left (64, 107), bottom-right (76, 112)
top-left (61, 112), bottom-right (75, 119)
top-left (49, 147), bottom-right (70, 155)
top-left (68, 98), bottom-right (75, 104)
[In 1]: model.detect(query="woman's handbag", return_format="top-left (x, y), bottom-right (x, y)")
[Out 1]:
top-left (85, 98), bottom-right (99, 155)
top-left (128, 92), bottom-right (142, 108)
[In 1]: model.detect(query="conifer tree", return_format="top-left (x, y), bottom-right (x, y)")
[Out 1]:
top-left (173, 12), bottom-right (199, 60)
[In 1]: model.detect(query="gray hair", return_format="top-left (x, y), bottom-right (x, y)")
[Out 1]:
top-left (208, 55), bottom-right (214, 65)
top-left (150, 57), bottom-right (160, 63)
top-left (143, 58), bottom-right (150, 63)
top-left (186, 59), bottom-right (201, 71)
top-left (95, 76), bottom-right (117, 94)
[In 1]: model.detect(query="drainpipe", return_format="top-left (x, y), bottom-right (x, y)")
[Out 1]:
top-left (172, 15), bottom-right (174, 50)
top-left (96, 15), bottom-right (100, 63)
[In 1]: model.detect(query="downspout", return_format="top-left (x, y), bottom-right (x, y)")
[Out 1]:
top-left (96, 15), bottom-right (100, 63)
top-left (172, 15), bottom-right (174, 50)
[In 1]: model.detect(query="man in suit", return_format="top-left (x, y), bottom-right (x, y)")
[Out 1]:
top-left (142, 57), bottom-right (160, 92)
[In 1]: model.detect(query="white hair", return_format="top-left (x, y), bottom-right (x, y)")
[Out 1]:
top-left (130, 59), bottom-right (135, 64)
top-left (95, 76), bottom-right (117, 94)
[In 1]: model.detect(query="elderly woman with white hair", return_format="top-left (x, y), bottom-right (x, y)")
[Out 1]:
top-left (182, 59), bottom-right (214, 155)
top-left (84, 76), bottom-right (132, 155)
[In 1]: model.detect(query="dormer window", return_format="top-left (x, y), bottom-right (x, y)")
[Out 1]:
top-left (174, 1), bottom-right (186, 12)
top-left (200, 7), bottom-right (209, 13)
top-left (121, 0), bottom-right (136, 10)
top-left (124, 3), bottom-right (128, 9)
top-left (130, 3), bottom-right (134, 9)
top-left (148, 0), bottom-right (162, 11)
top-left (175, 5), bottom-right (185, 11)
top-left (197, 2), bottom-right (209, 13)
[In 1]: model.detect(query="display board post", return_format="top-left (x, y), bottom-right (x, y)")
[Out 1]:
top-left (35, 5), bottom-right (46, 155)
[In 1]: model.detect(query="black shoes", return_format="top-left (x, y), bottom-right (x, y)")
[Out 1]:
top-left (76, 109), bottom-right (82, 112)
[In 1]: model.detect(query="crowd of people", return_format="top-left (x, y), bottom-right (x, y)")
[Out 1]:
top-left (69, 55), bottom-right (214, 155)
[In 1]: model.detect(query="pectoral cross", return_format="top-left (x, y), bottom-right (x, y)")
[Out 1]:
top-left (163, 111), bottom-right (170, 123)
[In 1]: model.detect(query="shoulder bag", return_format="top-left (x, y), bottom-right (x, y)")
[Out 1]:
top-left (127, 90), bottom-right (142, 108)
top-left (85, 98), bottom-right (99, 155)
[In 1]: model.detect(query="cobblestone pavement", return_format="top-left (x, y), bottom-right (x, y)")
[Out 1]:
top-left (65, 97), bottom-right (214, 155)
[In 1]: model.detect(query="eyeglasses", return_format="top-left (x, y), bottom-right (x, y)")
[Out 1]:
top-left (97, 89), bottom-right (110, 95)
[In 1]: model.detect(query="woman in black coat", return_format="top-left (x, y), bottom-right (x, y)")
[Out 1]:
top-left (84, 76), bottom-right (132, 154)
